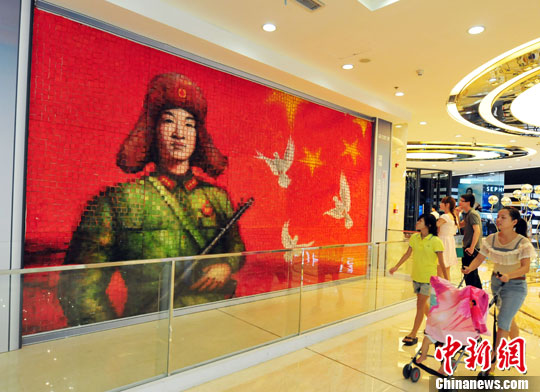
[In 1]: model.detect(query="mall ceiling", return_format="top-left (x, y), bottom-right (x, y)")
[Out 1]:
top-left (44, 0), bottom-right (540, 175)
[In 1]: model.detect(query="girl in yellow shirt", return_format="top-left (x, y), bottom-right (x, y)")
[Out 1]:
top-left (390, 213), bottom-right (448, 345)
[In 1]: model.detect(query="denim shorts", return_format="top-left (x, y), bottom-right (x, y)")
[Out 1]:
top-left (412, 280), bottom-right (431, 296)
top-left (491, 275), bottom-right (528, 331)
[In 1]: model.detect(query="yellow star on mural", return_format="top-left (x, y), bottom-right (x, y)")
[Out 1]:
top-left (267, 91), bottom-right (303, 128)
top-left (342, 139), bottom-right (360, 165)
top-left (353, 118), bottom-right (369, 137)
top-left (299, 147), bottom-right (324, 176)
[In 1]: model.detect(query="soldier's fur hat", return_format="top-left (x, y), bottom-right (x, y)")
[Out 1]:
top-left (117, 73), bottom-right (227, 177)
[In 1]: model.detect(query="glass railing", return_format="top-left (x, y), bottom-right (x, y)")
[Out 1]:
top-left (14, 238), bottom-right (540, 391)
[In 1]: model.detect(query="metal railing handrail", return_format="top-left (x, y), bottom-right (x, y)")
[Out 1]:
top-left (1, 240), bottom-right (409, 276)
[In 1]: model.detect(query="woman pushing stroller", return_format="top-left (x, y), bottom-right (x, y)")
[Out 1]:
top-left (463, 206), bottom-right (535, 373)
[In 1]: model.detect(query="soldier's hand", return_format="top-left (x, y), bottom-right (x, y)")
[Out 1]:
top-left (190, 263), bottom-right (232, 292)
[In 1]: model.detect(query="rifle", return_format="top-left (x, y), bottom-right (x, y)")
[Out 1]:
top-left (176, 197), bottom-right (254, 295)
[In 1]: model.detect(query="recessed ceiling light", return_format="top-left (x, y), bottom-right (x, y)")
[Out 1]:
top-left (262, 23), bottom-right (276, 32)
top-left (509, 139), bottom-right (516, 142)
top-left (468, 25), bottom-right (485, 35)
top-left (395, 124), bottom-right (402, 128)
top-left (479, 163), bottom-right (485, 166)
top-left (395, 91), bottom-right (405, 97)
top-left (419, 121), bottom-right (427, 125)
top-left (342, 64), bottom-right (354, 70)
top-left (455, 134), bottom-right (462, 137)
top-left (488, 77), bottom-right (497, 83)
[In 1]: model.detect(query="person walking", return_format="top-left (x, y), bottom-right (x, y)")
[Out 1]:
top-left (463, 207), bottom-right (535, 373)
top-left (437, 196), bottom-right (459, 279)
top-left (456, 193), bottom-right (483, 289)
top-left (389, 213), bottom-right (448, 346)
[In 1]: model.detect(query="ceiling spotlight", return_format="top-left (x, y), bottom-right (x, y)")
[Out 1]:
top-left (419, 121), bottom-right (427, 125)
top-left (468, 25), bottom-right (485, 35)
top-left (342, 64), bottom-right (354, 70)
top-left (509, 139), bottom-right (516, 142)
top-left (455, 134), bottom-right (462, 138)
top-left (488, 77), bottom-right (497, 83)
top-left (395, 91), bottom-right (405, 97)
top-left (262, 23), bottom-right (276, 32)
top-left (395, 124), bottom-right (403, 128)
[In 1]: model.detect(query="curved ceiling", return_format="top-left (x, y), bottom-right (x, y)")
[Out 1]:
top-left (43, 0), bottom-right (540, 174)
top-left (448, 38), bottom-right (540, 137)
top-left (406, 142), bottom-right (533, 162)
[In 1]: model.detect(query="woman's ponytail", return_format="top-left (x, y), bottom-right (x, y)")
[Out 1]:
top-left (514, 217), bottom-right (528, 237)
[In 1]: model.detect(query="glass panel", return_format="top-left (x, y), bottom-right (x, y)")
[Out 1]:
top-left (438, 172), bottom-right (450, 208)
top-left (376, 242), bottom-right (414, 309)
top-left (169, 251), bottom-right (300, 372)
top-left (2, 262), bottom-right (171, 391)
top-left (299, 244), bottom-right (376, 332)
top-left (419, 171), bottom-right (436, 217)
top-left (404, 169), bottom-right (418, 231)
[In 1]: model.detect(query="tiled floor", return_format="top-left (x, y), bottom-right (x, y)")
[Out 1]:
top-left (186, 310), bottom-right (540, 392)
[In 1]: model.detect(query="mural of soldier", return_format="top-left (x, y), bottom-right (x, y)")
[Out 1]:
top-left (58, 73), bottom-right (245, 326)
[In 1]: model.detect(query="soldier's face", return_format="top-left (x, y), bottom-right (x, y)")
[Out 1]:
top-left (157, 108), bottom-right (197, 164)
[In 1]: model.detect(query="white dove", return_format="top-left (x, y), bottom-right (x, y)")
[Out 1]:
top-left (324, 172), bottom-right (353, 229)
top-left (255, 137), bottom-right (294, 188)
top-left (281, 220), bottom-right (314, 262)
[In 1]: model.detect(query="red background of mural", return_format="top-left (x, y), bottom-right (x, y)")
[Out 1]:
top-left (23, 10), bottom-right (373, 334)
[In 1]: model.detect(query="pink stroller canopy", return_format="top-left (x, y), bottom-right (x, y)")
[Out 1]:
top-left (425, 276), bottom-right (490, 345)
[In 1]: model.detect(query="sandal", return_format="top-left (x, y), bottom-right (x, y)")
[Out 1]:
top-left (402, 336), bottom-right (418, 346)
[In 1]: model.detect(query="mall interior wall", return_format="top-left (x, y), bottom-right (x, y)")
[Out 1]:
top-left (0, 1), bottom-right (396, 353)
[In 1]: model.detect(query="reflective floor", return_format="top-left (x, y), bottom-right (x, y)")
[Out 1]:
top-left (187, 310), bottom-right (540, 392)
top-left (1, 261), bottom-right (538, 391)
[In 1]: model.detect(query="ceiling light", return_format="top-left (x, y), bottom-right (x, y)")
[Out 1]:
top-left (511, 83), bottom-right (540, 127)
top-left (509, 139), bottom-right (516, 143)
top-left (262, 23), bottom-right (276, 32)
top-left (419, 121), bottom-right (427, 125)
top-left (468, 25), bottom-right (485, 35)
top-left (395, 91), bottom-right (405, 97)
top-left (342, 64), bottom-right (354, 70)
top-left (480, 163), bottom-right (485, 166)
top-left (357, 0), bottom-right (400, 11)
top-left (488, 77), bottom-right (497, 83)
top-left (407, 153), bottom-right (458, 160)
top-left (395, 124), bottom-right (402, 128)
top-left (455, 134), bottom-right (462, 137)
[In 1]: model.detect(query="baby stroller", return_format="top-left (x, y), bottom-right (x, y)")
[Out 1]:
top-left (402, 274), bottom-right (502, 383)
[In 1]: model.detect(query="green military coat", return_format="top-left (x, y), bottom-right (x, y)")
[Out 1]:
top-left (58, 171), bottom-right (245, 326)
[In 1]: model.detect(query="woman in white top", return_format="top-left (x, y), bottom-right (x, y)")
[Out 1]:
top-left (463, 207), bottom-right (536, 373)
top-left (436, 196), bottom-right (459, 279)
